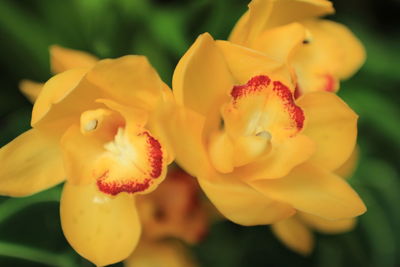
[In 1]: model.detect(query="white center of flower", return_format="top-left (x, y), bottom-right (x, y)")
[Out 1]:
top-left (104, 128), bottom-right (137, 165)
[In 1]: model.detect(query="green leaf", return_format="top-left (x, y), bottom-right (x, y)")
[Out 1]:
top-left (131, 32), bottom-right (173, 85)
top-left (0, 186), bottom-right (61, 224)
top-left (148, 9), bottom-right (189, 56)
top-left (0, 1), bottom-right (50, 78)
top-left (340, 87), bottom-right (400, 149)
top-left (356, 159), bottom-right (400, 251)
top-left (358, 188), bottom-right (396, 267)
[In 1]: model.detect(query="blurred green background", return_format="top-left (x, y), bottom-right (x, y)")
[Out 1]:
top-left (0, 0), bottom-right (399, 266)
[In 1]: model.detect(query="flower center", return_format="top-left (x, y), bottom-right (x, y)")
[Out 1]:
top-left (104, 128), bottom-right (138, 166)
top-left (207, 75), bottom-right (304, 173)
top-left (78, 106), bottom-right (165, 196)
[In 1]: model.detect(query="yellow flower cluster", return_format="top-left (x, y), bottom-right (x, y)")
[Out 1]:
top-left (0, 0), bottom-right (366, 265)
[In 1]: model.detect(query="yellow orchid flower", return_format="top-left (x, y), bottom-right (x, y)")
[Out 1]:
top-left (227, 0), bottom-right (366, 253)
top-left (1, 46), bottom-right (173, 266)
top-left (271, 148), bottom-right (359, 255)
top-left (125, 166), bottom-right (208, 267)
top-left (157, 32), bottom-right (365, 227)
top-left (229, 0), bottom-right (366, 96)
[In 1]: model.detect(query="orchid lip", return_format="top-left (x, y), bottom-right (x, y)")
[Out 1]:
top-left (78, 105), bottom-right (165, 196)
top-left (225, 75), bottom-right (305, 139)
top-left (95, 127), bottom-right (164, 196)
top-left (208, 75), bottom-right (305, 172)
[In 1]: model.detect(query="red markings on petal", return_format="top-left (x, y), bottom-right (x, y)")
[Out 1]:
top-left (226, 75), bottom-right (304, 138)
top-left (96, 131), bottom-right (164, 196)
top-left (231, 75), bottom-right (271, 103)
top-left (97, 170), bottom-right (152, 196)
top-left (273, 81), bottom-right (305, 132)
top-left (324, 74), bottom-right (336, 92)
top-left (141, 131), bottom-right (163, 179)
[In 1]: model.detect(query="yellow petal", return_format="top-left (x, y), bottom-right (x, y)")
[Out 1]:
top-left (250, 162), bottom-right (366, 220)
top-left (229, 0), bottom-right (334, 45)
top-left (267, 0), bottom-right (334, 28)
top-left (31, 68), bottom-right (89, 127)
top-left (156, 106), bottom-right (213, 178)
top-left (294, 62), bottom-right (338, 95)
top-left (321, 20), bottom-right (365, 79)
top-left (19, 80), bottom-right (43, 103)
top-left (216, 40), bottom-right (289, 85)
top-left (96, 98), bottom-right (149, 128)
top-left (125, 240), bottom-right (197, 267)
top-left (237, 134), bottom-right (315, 180)
top-left (233, 134), bottom-right (271, 167)
top-left (61, 124), bottom-right (108, 185)
top-left (251, 22), bottom-right (306, 63)
top-left (50, 45), bottom-right (98, 74)
top-left (300, 19), bottom-right (365, 80)
top-left (173, 33), bottom-right (234, 116)
top-left (298, 212), bottom-right (356, 234)
top-left (60, 182), bottom-right (141, 266)
top-left (233, 0), bottom-right (274, 45)
top-left (294, 19), bottom-right (366, 94)
top-left (146, 85), bottom-right (176, 165)
top-left (334, 146), bottom-right (359, 179)
top-left (86, 55), bottom-right (166, 111)
top-left (198, 171), bottom-right (295, 226)
top-left (229, 10), bottom-right (252, 45)
top-left (208, 130), bottom-right (235, 173)
top-left (33, 56), bottom-right (167, 136)
top-left (0, 129), bottom-right (64, 196)
top-left (297, 91), bottom-right (358, 171)
top-left (271, 216), bottom-right (314, 255)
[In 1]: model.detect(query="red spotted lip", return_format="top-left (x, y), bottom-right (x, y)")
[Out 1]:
top-left (141, 131), bottom-right (163, 179)
top-left (97, 174), bottom-right (152, 196)
top-left (272, 80), bottom-right (304, 132)
top-left (230, 75), bottom-right (304, 134)
top-left (96, 131), bottom-right (163, 196)
top-left (231, 75), bottom-right (271, 104)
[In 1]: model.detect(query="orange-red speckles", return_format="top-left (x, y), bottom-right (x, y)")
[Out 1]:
top-left (273, 81), bottom-right (305, 132)
top-left (96, 170), bottom-right (153, 196)
top-left (141, 131), bottom-right (163, 179)
top-left (97, 176), bottom-right (152, 196)
top-left (231, 75), bottom-right (271, 103)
